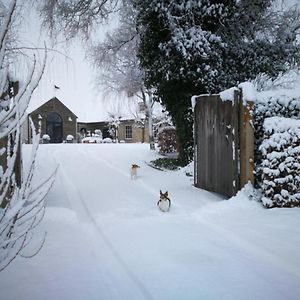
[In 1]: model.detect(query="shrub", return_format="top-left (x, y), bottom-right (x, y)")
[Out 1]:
top-left (66, 135), bottom-right (74, 143)
top-left (157, 126), bottom-right (177, 155)
top-left (149, 158), bottom-right (180, 171)
top-left (42, 134), bottom-right (50, 143)
top-left (260, 117), bottom-right (300, 208)
top-left (254, 91), bottom-right (300, 187)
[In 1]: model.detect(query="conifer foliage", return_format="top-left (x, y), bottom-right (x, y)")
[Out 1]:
top-left (134, 0), bottom-right (300, 164)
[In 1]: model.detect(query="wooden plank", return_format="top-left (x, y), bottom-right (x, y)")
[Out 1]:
top-left (194, 93), bottom-right (241, 198)
top-left (239, 98), bottom-right (254, 187)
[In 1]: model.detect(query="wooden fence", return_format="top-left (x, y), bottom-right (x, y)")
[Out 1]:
top-left (193, 90), bottom-right (254, 198)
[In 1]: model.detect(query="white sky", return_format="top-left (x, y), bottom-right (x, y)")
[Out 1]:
top-left (18, 0), bottom-right (299, 122)
top-left (19, 4), bottom-right (121, 122)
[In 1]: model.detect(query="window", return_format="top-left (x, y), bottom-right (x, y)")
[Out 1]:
top-left (125, 125), bottom-right (132, 139)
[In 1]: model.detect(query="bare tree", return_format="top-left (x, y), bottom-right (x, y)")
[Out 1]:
top-left (39, 0), bottom-right (157, 149)
top-left (105, 97), bottom-right (123, 141)
top-left (39, 0), bottom-right (119, 40)
top-left (0, 0), bottom-right (56, 271)
top-left (90, 0), bottom-right (156, 149)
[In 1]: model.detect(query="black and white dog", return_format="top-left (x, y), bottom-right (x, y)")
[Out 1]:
top-left (157, 190), bottom-right (171, 212)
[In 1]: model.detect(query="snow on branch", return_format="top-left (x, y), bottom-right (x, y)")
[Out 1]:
top-left (0, 1), bottom-right (56, 271)
top-left (39, 0), bottom-right (118, 40)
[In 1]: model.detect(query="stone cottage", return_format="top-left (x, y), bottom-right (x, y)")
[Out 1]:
top-left (25, 97), bottom-right (77, 143)
top-left (118, 119), bottom-right (150, 143)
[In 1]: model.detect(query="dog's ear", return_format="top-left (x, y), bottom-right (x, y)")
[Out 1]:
top-left (165, 191), bottom-right (168, 197)
top-left (160, 190), bottom-right (163, 196)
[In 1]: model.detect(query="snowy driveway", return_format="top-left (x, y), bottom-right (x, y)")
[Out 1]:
top-left (1, 144), bottom-right (300, 300)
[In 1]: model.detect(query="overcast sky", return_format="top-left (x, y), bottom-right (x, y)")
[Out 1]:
top-left (19, 0), bottom-right (299, 122)
top-left (19, 4), bottom-right (122, 122)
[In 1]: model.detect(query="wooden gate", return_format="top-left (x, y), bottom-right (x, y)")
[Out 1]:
top-left (193, 90), bottom-right (254, 198)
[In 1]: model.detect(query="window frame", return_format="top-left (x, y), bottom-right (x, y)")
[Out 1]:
top-left (125, 125), bottom-right (133, 139)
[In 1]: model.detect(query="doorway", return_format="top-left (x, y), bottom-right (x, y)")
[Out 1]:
top-left (46, 112), bottom-right (63, 143)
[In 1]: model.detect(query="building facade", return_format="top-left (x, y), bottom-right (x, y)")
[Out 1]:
top-left (118, 119), bottom-right (149, 143)
top-left (27, 97), bottom-right (77, 143)
top-left (77, 121), bottom-right (110, 138)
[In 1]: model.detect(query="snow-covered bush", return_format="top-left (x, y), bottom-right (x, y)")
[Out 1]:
top-left (66, 135), bottom-right (74, 143)
top-left (102, 137), bottom-right (113, 143)
top-left (42, 134), bottom-right (50, 143)
top-left (260, 117), bottom-right (300, 208)
top-left (157, 126), bottom-right (177, 155)
top-left (94, 130), bottom-right (102, 139)
top-left (254, 91), bottom-right (300, 186)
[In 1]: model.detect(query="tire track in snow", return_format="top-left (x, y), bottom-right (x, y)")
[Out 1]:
top-left (86, 148), bottom-right (161, 198)
top-left (51, 147), bottom-right (155, 300)
top-left (85, 148), bottom-right (300, 281)
top-left (51, 145), bottom-right (299, 297)
top-left (198, 216), bottom-right (300, 281)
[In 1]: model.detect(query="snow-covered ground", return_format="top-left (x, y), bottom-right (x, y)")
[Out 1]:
top-left (1, 143), bottom-right (300, 300)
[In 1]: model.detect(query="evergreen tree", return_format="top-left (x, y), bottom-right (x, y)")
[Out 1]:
top-left (135, 0), bottom-right (300, 165)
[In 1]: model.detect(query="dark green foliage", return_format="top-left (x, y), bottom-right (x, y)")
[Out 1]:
top-left (149, 158), bottom-right (181, 171)
top-left (134, 0), bottom-right (300, 165)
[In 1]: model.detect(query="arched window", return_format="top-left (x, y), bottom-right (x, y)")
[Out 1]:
top-left (46, 112), bottom-right (63, 143)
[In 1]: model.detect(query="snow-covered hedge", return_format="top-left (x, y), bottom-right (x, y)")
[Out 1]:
top-left (254, 91), bottom-right (300, 187)
top-left (260, 117), bottom-right (300, 208)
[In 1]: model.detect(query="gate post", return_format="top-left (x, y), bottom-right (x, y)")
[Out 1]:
top-left (239, 93), bottom-right (255, 187)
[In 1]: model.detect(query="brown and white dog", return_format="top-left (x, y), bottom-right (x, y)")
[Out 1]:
top-left (130, 164), bottom-right (140, 180)
top-left (157, 190), bottom-right (171, 212)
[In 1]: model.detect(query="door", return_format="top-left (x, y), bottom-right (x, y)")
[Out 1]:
top-left (46, 112), bottom-right (63, 143)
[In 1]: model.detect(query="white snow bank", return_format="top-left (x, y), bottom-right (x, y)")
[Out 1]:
top-left (191, 95), bottom-right (200, 111)
top-left (257, 88), bottom-right (300, 108)
top-left (263, 117), bottom-right (300, 135)
top-left (44, 207), bottom-right (77, 223)
top-left (1, 144), bottom-right (300, 300)
top-left (239, 82), bottom-right (257, 103)
top-left (219, 86), bottom-right (239, 102)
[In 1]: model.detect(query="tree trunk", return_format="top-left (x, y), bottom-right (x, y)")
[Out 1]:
top-left (147, 92), bottom-right (155, 150)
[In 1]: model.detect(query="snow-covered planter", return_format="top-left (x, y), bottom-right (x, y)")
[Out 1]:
top-left (42, 134), bottom-right (50, 143)
top-left (102, 138), bottom-right (113, 143)
top-left (260, 117), bottom-right (300, 208)
top-left (157, 126), bottom-right (177, 155)
top-left (66, 135), bottom-right (74, 143)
